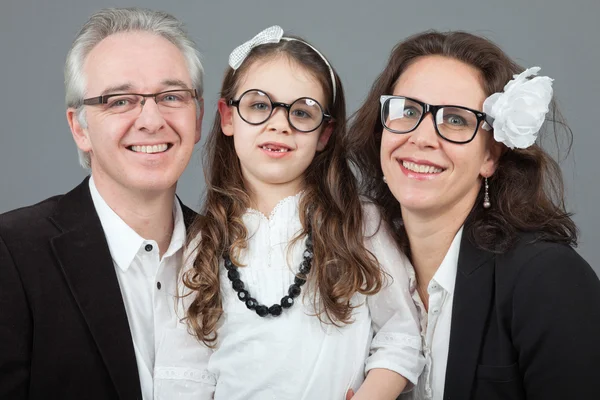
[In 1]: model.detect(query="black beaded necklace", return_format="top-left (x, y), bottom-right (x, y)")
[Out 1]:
top-left (223, 232), bottom-right (313, 317)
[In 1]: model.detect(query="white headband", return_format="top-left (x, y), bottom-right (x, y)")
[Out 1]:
top-left (228, 25), bottom-right (337, 102)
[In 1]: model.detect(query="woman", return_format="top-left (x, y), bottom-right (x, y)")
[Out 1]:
top-left (347, 31), bottom-right (600, 400)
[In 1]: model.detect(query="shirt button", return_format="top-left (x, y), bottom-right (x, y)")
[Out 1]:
top-left (425, 387), bottom-right (433, 397)
top-left (145, 244), bottom-right (153, 252)
top-left (157, 281), bottom-right (162, 290)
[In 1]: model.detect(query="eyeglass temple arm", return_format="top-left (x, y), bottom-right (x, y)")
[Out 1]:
top-left (82, 96), bottom-right (104, 106)
top-left (482, 116), bottom-right (494, 131)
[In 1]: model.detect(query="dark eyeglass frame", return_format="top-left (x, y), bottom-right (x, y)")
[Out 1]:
top-left (380, 95), bottom-right (490, 144)
top-left (82, 88), bottom-right (198, 107)
top-left (228, 89), bottom-right (332, 133)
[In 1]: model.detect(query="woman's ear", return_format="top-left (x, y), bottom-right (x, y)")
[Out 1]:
top-left (481, 137), bottom-right (504, 177)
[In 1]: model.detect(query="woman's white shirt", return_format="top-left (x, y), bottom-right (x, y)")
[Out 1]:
top-left (399, 227), bottom-right (463, 400)
top-left (154, 195), bottom-right (424, 400)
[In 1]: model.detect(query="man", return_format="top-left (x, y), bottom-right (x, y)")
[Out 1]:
top-left (0, 8), bottom-right (204, 399)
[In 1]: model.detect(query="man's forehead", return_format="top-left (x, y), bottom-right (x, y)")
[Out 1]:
top-left (97, 80), bottom-right (192, 96)
top-left (83, 31), bottom-right (192, 94)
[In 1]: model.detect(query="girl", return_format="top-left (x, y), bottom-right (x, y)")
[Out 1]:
top-left (347, 30), bottom-right (600, 399)
top-left (154, 26), bottom-right (424, 400)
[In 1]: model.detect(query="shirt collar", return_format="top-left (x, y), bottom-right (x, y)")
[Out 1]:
top-left (244, 191), bottom-right (302, 221)
top-left (164, 199), bottom-right (186, 259)
top-left (89, 177), bottom-right (185, 272)
top-left (431, 227), bottom-right (463, 295)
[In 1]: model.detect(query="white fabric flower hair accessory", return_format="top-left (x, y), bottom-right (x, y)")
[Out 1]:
top-left (482, 67), bottom-right (554, 149)
top-left (228, 25), bottom-right (336, 101)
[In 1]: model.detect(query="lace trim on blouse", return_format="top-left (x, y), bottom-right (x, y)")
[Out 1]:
top-left (154, 367), bottom-right (217, 385)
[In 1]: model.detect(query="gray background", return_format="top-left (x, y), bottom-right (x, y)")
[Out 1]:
top-left (1, 0), bottom-right (598, 275)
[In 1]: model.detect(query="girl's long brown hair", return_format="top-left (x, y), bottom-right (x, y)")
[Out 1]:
top-left (184, 37), bottom-right (383, 346)
top-left (346, 31), bottom-right (577, 257)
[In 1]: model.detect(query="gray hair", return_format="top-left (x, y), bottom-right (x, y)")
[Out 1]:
top-left (64, 8), bottom-right (204, 169)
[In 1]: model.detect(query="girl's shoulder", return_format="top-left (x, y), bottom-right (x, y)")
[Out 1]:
top-left (359, 197), bottom-right (384, 238)
top-left (184, 232), bottom-right (202, 266)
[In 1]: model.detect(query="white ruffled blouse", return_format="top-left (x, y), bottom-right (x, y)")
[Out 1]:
top-left (154, 195), bottom-right (424, 400)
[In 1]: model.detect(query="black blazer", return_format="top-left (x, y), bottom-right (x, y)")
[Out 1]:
top-left (0, 178), bottom-right (197, 400)
top-left (443, 231), bottom-right (600, 400)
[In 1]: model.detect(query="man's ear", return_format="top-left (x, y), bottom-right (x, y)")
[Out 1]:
top-left (316, 122), bottom-right (334, 151)
top-left (195, 97), bottom-right (204, 143)
top-left (218, 98), bottom-right (234, 136)
top-left (67, 108), bottom-right (92, 152)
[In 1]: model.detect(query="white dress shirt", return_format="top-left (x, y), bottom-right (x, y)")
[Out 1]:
top-left (89, 178), bottom-right (186, 400)
top-left (400, 227), bottom-right (463, 400)
top-left (154, 195), bottom-right (424, 400)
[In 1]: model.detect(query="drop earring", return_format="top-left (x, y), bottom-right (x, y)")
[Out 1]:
top-left (483, 177), bottom-right (491, 209)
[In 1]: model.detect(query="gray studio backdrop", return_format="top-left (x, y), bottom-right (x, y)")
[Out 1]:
top-left (1, 0), bottom-right (598, 275)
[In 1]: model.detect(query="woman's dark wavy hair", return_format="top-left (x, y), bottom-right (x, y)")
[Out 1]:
top-left (346, 30), bottom-right (577, 257)
top-left (183, 37), bottom-right (383, 346)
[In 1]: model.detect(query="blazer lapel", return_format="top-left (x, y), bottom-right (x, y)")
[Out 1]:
top-left (49, 178), bottom-right (142, 400)
top-left (444, 234), bottom-right (495, 400)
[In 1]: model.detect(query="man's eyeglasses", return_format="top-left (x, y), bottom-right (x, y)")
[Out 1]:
top-left (228, 89), bottom-right (332, 133)
top-left (380, 95), bottom-right (491, 144)
top-left (83, 89), bottom-right (198, 115)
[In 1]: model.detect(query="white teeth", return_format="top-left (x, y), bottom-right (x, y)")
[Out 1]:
top-left (261, 146), bottom-right (289, 153)
top-left (131, 144), bottom-right (169, 154)
top-left (402, 161), bottom-right (443, 174)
